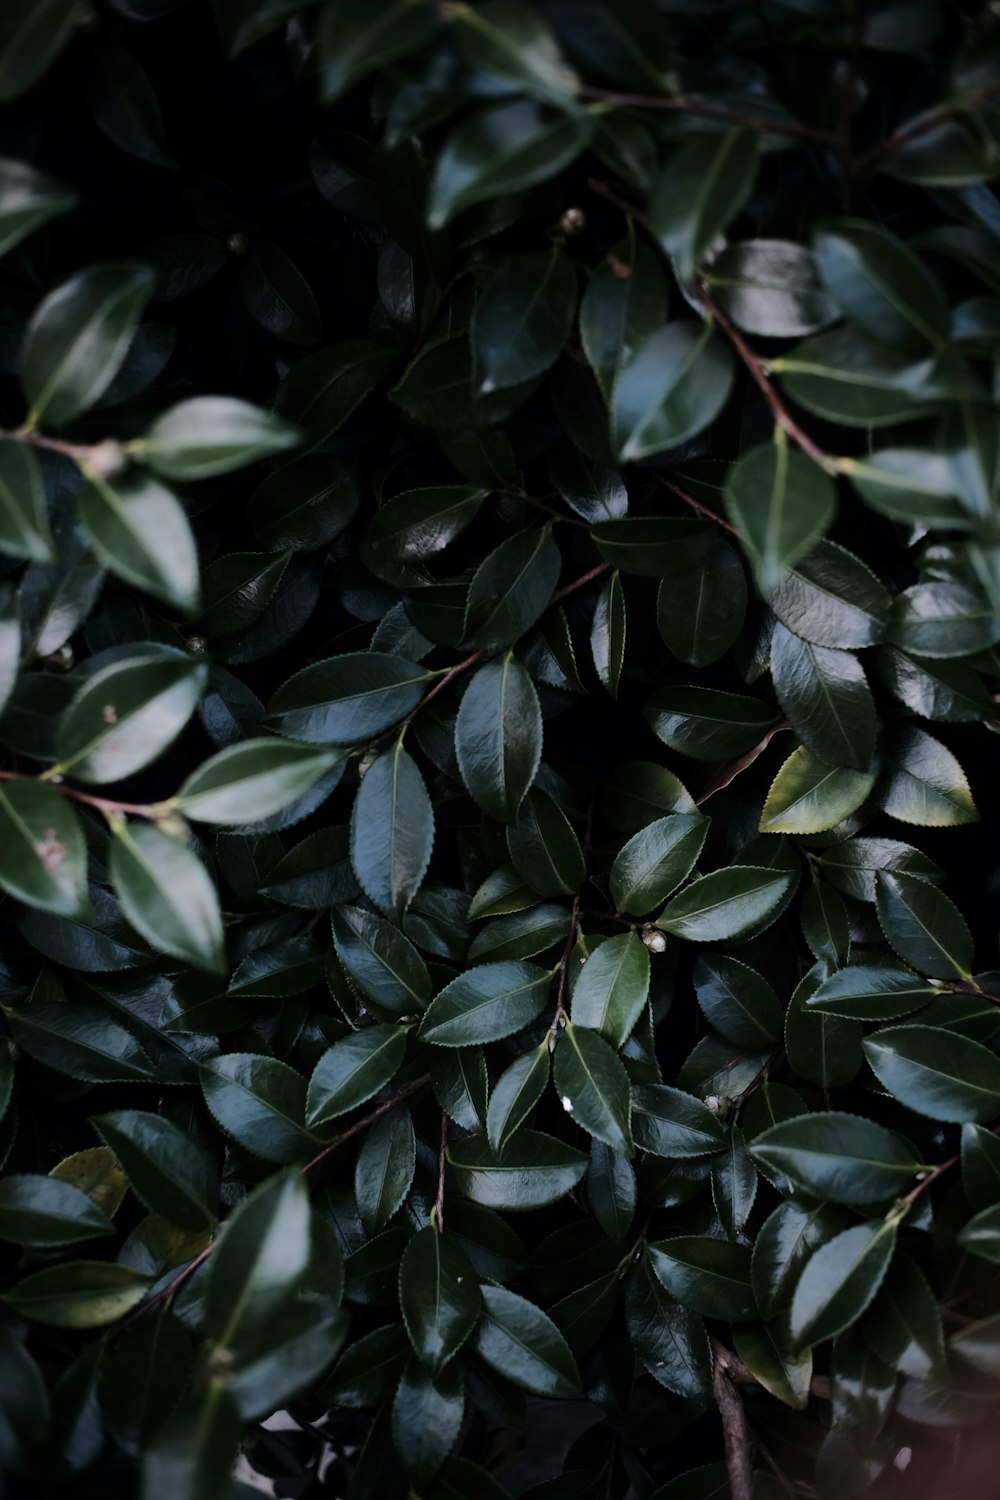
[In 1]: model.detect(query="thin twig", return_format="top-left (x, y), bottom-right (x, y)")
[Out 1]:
top-left (852, 83), bottom-right (1000, 176)
top-left (551, 561), bottom-right (609, 605)
top-left (435, 1111), bottom-right (448, 1231)
top-left (694, 283), bottom-right (838, 473)
top-left (657, 475), bottom-right (739, 536)
top-left (549, 892), bottom-right (581, 1036)
top-left (121, 1239), bottom-right (216, 1326)
top-left (0, 768), bottom-right (159, 819)
top-left (711, 1338), bottom-right (754, 1500)
top-left (0, 426), bottom-right (98, 466)
top-left (578, 85), bottom-right (839, 146)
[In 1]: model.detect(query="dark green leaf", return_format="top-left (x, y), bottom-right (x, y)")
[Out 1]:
top-left (79, 472), bottom-right (199, 615)
top-left (392, 1357), bottom-right (464, 1486)
top-left (464, 527), bottom-right (561, 652)
top-left (0, 1174), bottom-right (114, 1247)
top-left (4, 1261), bottom-right (150, 1327)
top-left (724, 439), bottom-right (837, 593)
top-left (813, 218), bottom-right (949, 352)
top-left (961, 1121), bottom-right (1000, 1210)
top-left (137, 397), bottom-right (297, 480)
top-left (110, 822), bottom-right (226, 977)
top-left (693, 955), bottom-right (784, 1048)
top-left (863, 1024), bottom-right (1000, 1123)
top-left (0, 779), bottom-right (88, 918)
top-left (447, 1130), bottom-right (587, 1210)
top-left (580, 229), bottom-right (667, 399)
top-left (351, 741), bottom-right (434, 920)
top-left (332, 905), bottom-right (431, 1019)
top-left (771, 623), bottom-right (875, 771)
top-left (590, 570), bottom-right (626, 698)
top-left (651, 128), bottom-right (760, 283)
top-left (267, 652), bottom-right (431, 746)
top-left (0, 154), bottom-right (75, 257)
top-left (612, 321), bottom-right (734, 462)
top-left (318, 0), bottom-right (435, 101)
top-left (749, 1112), bottom-right (920, 1205)
top-left (706, 238), bottom-right (837, 336)
top-left (624, 1252), bottom-right (712, 1403)
top-left (205, 1170), bottom-right (310, 1346)
top-left (140, 1385), bottom-right (242, 1500)
top-left (863, 1255), bottom-right (946, 1380)
top-left (790, 1220), bottom-right (897, 1349)
top-left (473, 250), bottom-right (576, 392)
top-left (590, 518), bottom-right (709, 577)
top-left (486, 1045), bottom-right (550, 1154)
top-left (90, 1111), bottom-right (217, 1230)
top-left (453, 1), bottom-right (578, 106)
top-left (553, 1020), bottom-right (633, 1155)
top-left (400, 1226), bottom-right (481, 1374)
top-left (760, 747), bottom-right (875, 835)
top-left (507, 789), bottom-right (584, 896)
top-left (0, 439), bottom-right (52, 563)
top-left (419, 961), bottom-right (551, 1046)
top-left (733, 1322), bottom-right (812, 1410)
top-left (656, 539), bottom-right (746, 667)
top-left (649, 1236), bottom-right (754, 1321)
top-left (355, 1107), bottom-right (416, 1236)
top-left (200, 1053), bottom-right (314, 1164)
top-left (473, 1284), bottom-right (580, 1396)
top-left (175, 739), bottom-right (342, 824)
top-left (767, 540), bottom-right (892, 648)
top-left (645, 685), bottom-right (779, 761)
top-left (657, 865), bottom-right (794, 942)
top-left (752, 1200), bottom-right (847, 1321)
top-left (306, 1024), bottom-right (408, 1128)
top-left (876, 725), bottom-right (979, 826)
top-left (710, 1127), bottom-right (758, 1239)
top-left (610, 815), bottom-right (709, 917)
top-left (455, 653), bottom-right (541, 824)
top-left (804, 963), bottom-right (936, 1020)
top-left (21, 261), bottom-right (156, 427)
top-left (631, 1084), bottom-right (727, 1158)
top-left (570, 930), bottom-right (649, 1046)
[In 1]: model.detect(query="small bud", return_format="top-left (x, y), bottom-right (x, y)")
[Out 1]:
top-left (44, 645), bottom-right (74, 673)
top-left (86, 439), bottom-right (127, 480)
top-left (642, 927), bottom-right (667, 954)
top-left (705, 1094), bottom-right (731, 1118)
top-left (558, 207), bottom-right (585, 236)
top-left (357, 749), bottom-right (378, 779)
top-left (186, 635), bottom-right (208, 656)
top-left (156, 813), bottom-right (189, 841)
top-left (227, 231), bottom-right (249, 254)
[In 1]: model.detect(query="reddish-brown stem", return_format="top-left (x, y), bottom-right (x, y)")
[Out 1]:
top-left (578, 85), bottom-right (839, 146)
top-left (551, 561), bottom-right (609, 604)
top-left (694, 283), bottom-right (837, 473)
top-left (549, 892), bottom-right (581, 1034)
top-left (852, 84), bottom-right (1000, 176)
top-left (695, 722), bottom-right (791, 806)
top-left (711, 1339), bottom-right (754, 1500)
top-left (0, 426), bottom-right (97, 466)
top-left (435, 1111), bottom-right (448, 1231)
top-left (303, 1072), bottom-right (432, 1174)
top-left (657, 476), bottom-right (739, 536)
top-left (0, 768), bottom-right (159, 819)
top-left (411, 653), bottom-right (483, 720)
top-left (122, 1239), bottom-right (216, 1326)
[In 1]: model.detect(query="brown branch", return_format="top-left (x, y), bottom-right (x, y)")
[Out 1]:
top-left (657, 476), bottom-right (739, 536)
top-left (694, 284), bottom-right (838, 474)
top-left (0, 426), bottom-right (98, 465)
top-left (696, 722), bottom-right (791, 806)
top-left (0, 767), bottom-right (160, 820)
top-left (551, 561), bottom-right (609, 605)
top-left (853, 84), bottom-right (1000, 176)
top-left (435, 1111), bottom-right (448, 1231)
top-left (121, 1239), bottom-right (216, 1327)
top-left (303, 1072), bottom-right (432, 1173)
top-left (549, 892), bottom-right (581, 1036)
top-left (578, 85), bottom-right (839, 146)
top-left (711, 1339), bottom-right (754, 1500)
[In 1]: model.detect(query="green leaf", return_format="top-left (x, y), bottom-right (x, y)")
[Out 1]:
top-left (200, 1053), bottom-right (314, 1164)
top-left (6, 1001), bottom-right (154, 1084)
top-left (624, 1252), bottom-right (712, 1403)
top-left (875, 646), bottom-right (992, 724)
top-left (962, 1121), bottom-right (1000, 1210)
top-left (507, 789), bottom-right (584, 896)
top-left (318, 0), bottom-right (435, 101)
top-left (365, 485), bottom-right (486, 563)
top-left (733, 1322), bottom-right (812, 1410)
top-left (610, 815), bottom-right (709, 917)
top-left (843, 447), bottom-right (971, 529)
top-left (649, 1237), bottom-right (754, 1322)
top-left (656, 539), bottom-right (747, 668)
top-left (427, 100), bottom-right (593, 229)
top-left (78, 471), bottom-right (199, 615)
top-left (784, 965), bottom-right (862, 1087)
top-left (431, 1050), bottom-right (488, 1133)
top-left (455, 653), bottom-right (541, 824)
top-left (817, 836), bottom-right (943, 903)
top-left (957, 1204), bottom-right (1000, 1261)
top-left (355, 1107), bottom-right (416, 1236)
top-left (888, 580), bottom-right (1000, 658)
top-left (400, 1226), bottom-right (481, 1374)
top-left (767, 540), bottom-right (892, 648)
top-left (474, 1284), bottom-right (580, 1396)
top-left (87, 37), bottom-right (176, 169)
top-left (651, 128), bottom-right (760, 283)
top-left (110, 822), bottom-right (226, 977)
top-left (100, 1308), bottom-right (193, 1453)
top-left (863, 1255), bottom-right (945, 1380)
top-left (752, 1200), bottom-right (847, 1321)
top-left (553, 1021), bottom-right (633, 1155)
top-left (771, 326), bottom-right (948, 427)
top-left (590, 518), bottom-right (709, 577)
top-left (54, 648), bottom-right (208, 784)
top-left (631, 1084), bottom-right (727, 1158)
top-left (306, 1024), bottom-right (408, 1128)
top-left (0, 1173), bottom-right (114, 1247)
top-left (813, 218), bottom-right (949, 353)
top-left (392, 1358), bottom-right (464, 1486)
top-left (351, 741), bottom-right (434, 920)
top-left (693, 956), bottom-right (784, 1048)
top-left (862, 1025), bottom-right (1000, 1123)
top-left (205, 1170), bottom-right (311, 1347)
top-left (4, 1261), bottom-right (150, 1328)
top-left (706, 238), bottom-right (837, 337)
top-left (21, 260), bottom-right (156, 427)
top-left (0, 439), bottom-right (52, 563)
top-left (590, 570), bottom-right (626, 698)
top-left (447, 1130), bottom-right (587, 1210)
top-left (601, 759), bottom-right (697, 833)
top-left (0, 0), bottom-right (85, 102)
top-left (452, 1), bottom-right (578, 106)
top-left (760, 746), bottom-right (875, 835)
top-left (876, 725), bottom-right (979, 826)
top-left (175, 739), bottom-right (343, 825)
top-left (580, 229), bottom-right (667, 400)
top-left (468, 903), bottom-right (569, 963)
top-left (472, 250), bottom-right (576, 392)
top-left (332, 905), bottom-right (431, 1019)
top-left (90, 1111), bottom-right (217, 1230)
top-left (140, 1385), bottom-right (242, 1500)
top-left (0, 779), bottom-right (88, 918)
top-left (570, 931), bottom-right (649, 1047)
top-left (645, 685), bottom-right (779, 762)
top-left (657, 865), bottom-right (794, 942)
top-left (228, 937), bottom-right (324, 999)
top-left (711, 1127), bottom-right (758, 1240)
top-left (612, 320), bottom-right (734, 462)
top-left (749, 1112), bottom-right (920, 1205)
top-left (486, 1045), bottom-right (550, 1153)
top-left (419, 961), bottom-right (551, 1046)
top-left (875, 870), bottom-right (973, 979)
top-left (137, 397), bottom-right (297, 480)
top-left (790, 1220), bottom-right (897, 1350)
top-left (724, 438), bottom-right (837, 593)
top-left (804, 963), bottom-right (936, 1021)
top-left (464, 528), bottom-right (561, 652)
top-left (266, 652), bottom-right (432, 746)
top-left (194, 549), bottom-right (290, 636)
top-left (800, 880), bottom-right (850, 966)
top-left (771, 624), bottom-right (875, 771)
top-left (0, 154), bottom-right (75, 257)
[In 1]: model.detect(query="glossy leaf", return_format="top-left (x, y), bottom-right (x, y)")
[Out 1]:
top-left (612, 321), bottom-right (734, 462)
top-left (863, 1025), bottom-right (1000, 1123)
top-left (789, 1220), bottom-right (897, 1350)
top-left (138, 397), bottom-right (297, 479)
top-left (651, 128), bottom-right (760, 283)
top-left (266, 652), bottom-right (432, 745)
top-left (110, 823), bottom-right (226, 977)
top-left (724, 439), bottom-right (836, 592)
top-left (79, 472), bottom-right (200, 615)
top-left (400, 1226), bottom-right (481, 1374)
top-left (610, 815), bottom-right (709, 917)
top-left (455, 653), bottom-right (541, 824)
top-left (770, 623), bottom-right (876, 771)
top-left (760, 747), bottom-right (875, 835)
top-left (749, 1113), bottom-right (920, 1205)
top-left (306, 1024), bottom-right (408, 1128)
top-left (570, 931), bottom-right (649, 1047)
top-left (474, 1285), bottom-right (580, 1396)
top-left (90, 1111), bottom-right (217, 1230)
top-left (419, 961), bottom-right (551, 1046)
top-left (175, 738), bottom-right (342, 824)
top-left (875, 870), bottom-right (973, 979)
top-left (553, 1021), bottom-right (633, 1155)
top-left (657, 865), bottom-right (794, 942)
top-left (447, 1130), bottom-right (587, 1210)
top-left (0, 779), bottom-right (88, 918)
top-left (351, 742), bottom-right (434, 920)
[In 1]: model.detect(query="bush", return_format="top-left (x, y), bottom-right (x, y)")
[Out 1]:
top-left (1, 2), bottom-right (1000, 1497)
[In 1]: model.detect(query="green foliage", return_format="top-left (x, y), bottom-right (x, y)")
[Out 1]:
top-left (0, 3), bottom-right (999, 1498)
